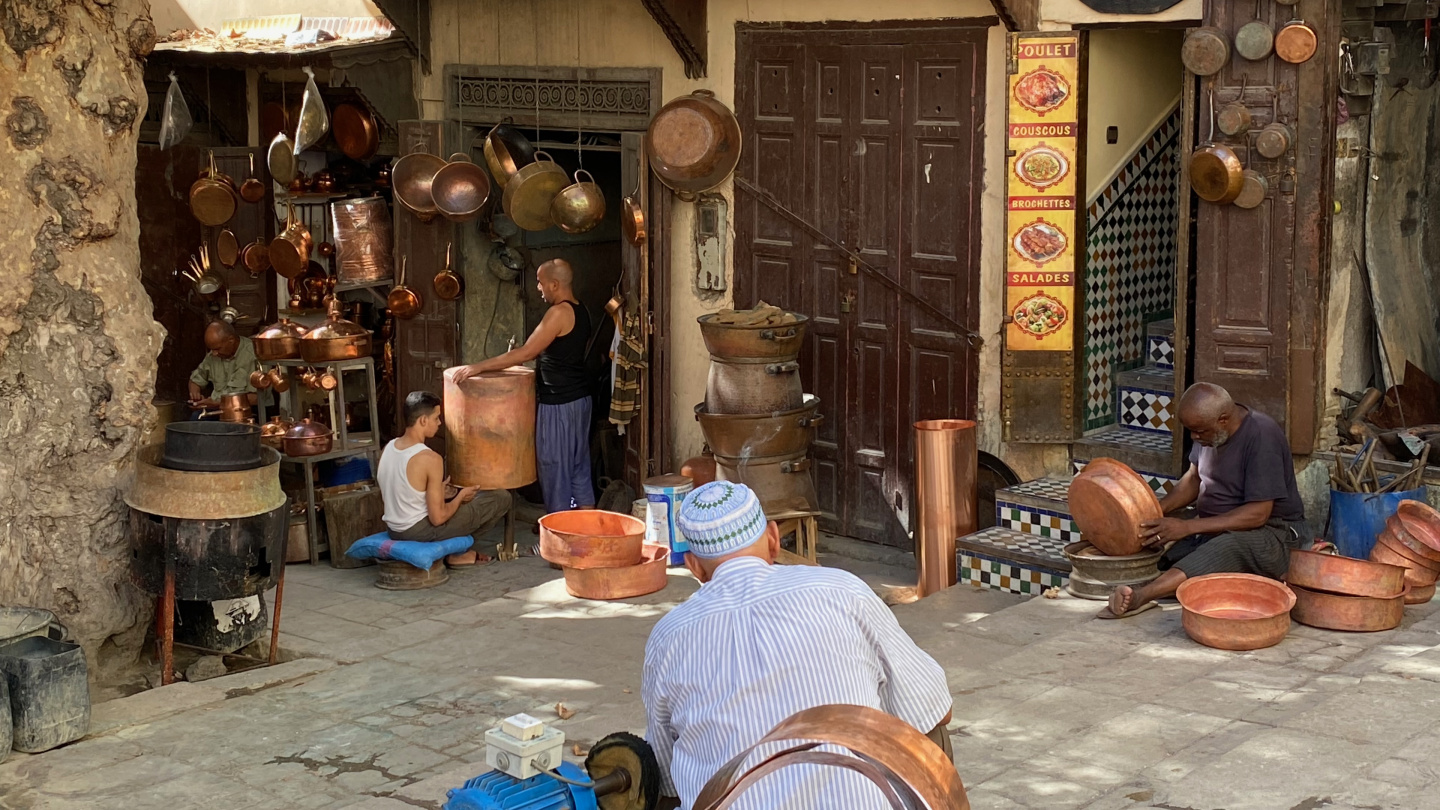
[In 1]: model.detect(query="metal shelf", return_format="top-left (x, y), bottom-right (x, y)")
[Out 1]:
top-left (334, 277), bottom-right (394, 292)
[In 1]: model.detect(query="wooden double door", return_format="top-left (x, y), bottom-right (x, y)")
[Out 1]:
top-left (734, 21), bottom-right (990, 546)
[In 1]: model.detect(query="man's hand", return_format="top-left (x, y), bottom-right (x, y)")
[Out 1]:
top-left (189, 397), bottom-right (218, 410)
top-left (458, 485), bottom-right (482, 504)
top-left (450, 364), bottom-right (484, 384)
top-left (1140, 517), bottom-right (1190, 546)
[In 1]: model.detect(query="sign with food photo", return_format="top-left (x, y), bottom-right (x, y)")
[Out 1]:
top-left (1006, 33), bottom-right (1082, 352)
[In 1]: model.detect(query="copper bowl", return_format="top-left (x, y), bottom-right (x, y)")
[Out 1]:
top-left (1406, 582), bottom-right (1436, 605)
top-left (1067, 458), bottom-right (1163, 557)
top-left (1368, 539), bottom-right (1440, 587)
top-left (391, 152), bottom-right (447, 222)
top-left (1375, 530), bottom-right (1440, 576)
top-left (1286, 549), bottom-right (1407, 599)
top-left (1176, 573), bottom-right (1295, 651)
top-left (561, 544), bottom-right (670, 601)
top-left (1290, 582), bottom-right (1407, 632)
top-left (431, 158), bottom-right (492, 223)
top-left (259, 416), bottom-right (293, 450)
top-left (1392, 501), bottom-right (1440, 560)
top-left (538, 510), bottom-right (646, 570)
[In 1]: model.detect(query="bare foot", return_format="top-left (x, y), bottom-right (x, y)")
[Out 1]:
top-left (1108, 585), bottom-right (1133, 617)
top-left (445, 551), bottom-right (479, 567)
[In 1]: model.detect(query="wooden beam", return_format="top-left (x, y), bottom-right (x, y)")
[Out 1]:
top-left (642, 0), bottom-right (707, 79)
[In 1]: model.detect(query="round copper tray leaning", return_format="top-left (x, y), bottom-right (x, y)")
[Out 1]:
top-left (1067, 458), bottom-right (1162, 557)
top-left (562, 544), bottom-right (670, 601)
top-left (1290, 582), bottom-right (1406, 632)
top-left (1286, 549), bottom-right (1406, 599)
top-left (538, 510), bottom-right (646, 570)
top-left (1176, 573), bottom-right (1295, 651)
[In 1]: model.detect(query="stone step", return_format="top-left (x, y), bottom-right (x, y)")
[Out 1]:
top-left (994, 477), bottom-right (1079, 545)
top-left (957, 526), bottom-right (1070, 596)
top-left (1072, 424), bottom-right (1181, 496)
top-left (1117, 366), bottom-right (1177, 434)
top-left (1146, 329), bottom-right (1176, 371)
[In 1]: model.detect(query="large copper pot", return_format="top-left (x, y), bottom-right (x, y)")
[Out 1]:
top-left (483, 119), bottom-right (536, 189)
top-left (1287, 549), bottom-right (1407, 599)
top-left (538, 510), bottom-right (646, 570)
top-left (1289, 582), bottom-right (1407, 632)
top-left (1393, 500), bottom-right (1440, 559)
top-left (713, 450), bottom-right (818, 516)
top-left (1176, 573), bottom-right (1295, 651)
top-left (432, 156), bottom-right (492, 223)
top-left (331, 196), bottom-right (394, 283)
top-left (252, 317), bottom-right (307, 361)
top-left (1067, 458), bottom-right (1163, 557)
top-left (697, 312), bottom-right (808, 361)
top-left (705, 358), bottom-right (803, 415)
top-left (259, 415), bottom-right (294, 450)
top-left (443, 365), bottom-right (537, 489)
top-left (915, 419), bottom-right (977, 598)
top-left (218, 393), bottom-right (252, 424)
top-left (282, 418), bottom-right (333, 457)
top-left (694, 395), bottom-right (821, 458)
top-left (561, 544), bottom-right (669, 600)
top-left (502, 150), bottom-right (569, 232)
top-left (300, 297), bottom-right (373, 363)
top-left (551, 169), bottom-right (606, 234)
top-left (646, 90), bottom-right (742, 200)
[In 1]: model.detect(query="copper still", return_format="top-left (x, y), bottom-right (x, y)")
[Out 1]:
top-left (300, 296), bottom-right (373, 363)
top-left (914, 419), bottom-right (977, 598)
top-left (443, 365), bottom-right (537, 489)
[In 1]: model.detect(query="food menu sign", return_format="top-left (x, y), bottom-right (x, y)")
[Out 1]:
top-left (1006, 34), bottom-right (1081, 352)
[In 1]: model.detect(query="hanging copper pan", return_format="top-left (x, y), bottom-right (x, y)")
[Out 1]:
top-left (1191, 94), bottom-right (1245, 205)
top-left (1275, 21), bottom-right (1317, 64)
top-left (646, 90), bottom-right (742, 199)
top-left (392, 149), bottom-right (446, 222)
top-left (433, 244), bottom-right (464, 301)
top-left (1255, 122), bottom-right (1294, 159)
top-left (484, 118), bottom-right (537, 189)
top-left (1182, 27), bottom-right (1230, 77)
top-left (388, 258), bottom-right (422, 319)
top-left (1234, 20), bottom-right (1274, 62)
top-left (551, 169), bottom-right (606, 234)
top-left (432, 153), bottom-right (492, 223)
top-left (622, 194), bottom-right (646, 244)
top-left (239, 154), bottom-right (267, 204)
top-left (1233, 170), bottom-right (1268, 209)
top-left (332, 102), bottom-right (379, 161)
top-left (269, 201), bottom-right (313, 279)
top-left (190, 151), bottom-right (238, 226)
top-left (267, 132), bottom-right (298, 186)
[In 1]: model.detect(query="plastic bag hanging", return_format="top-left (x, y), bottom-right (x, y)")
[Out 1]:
top-left (293, 67), bottom-right (330, 155)
top-left (157, 72), bottom-right (193, 150)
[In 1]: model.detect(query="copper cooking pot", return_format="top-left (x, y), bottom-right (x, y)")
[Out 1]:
top-left (239, 154), bottom-right (266, 204)
top-left (1067, 458), bottom-right (1163, 556)
top-left (392, 149), bottom-right (446, 222)
top-left (240, 238), bottom-right (270, 277)
top-left (698, 312), bottom-right (808, 361)
top-left (1286, 549), bottom-right (1406, 599)
top-left (282, 418), bottom-right (333, 457)
top-left (388, 258), bottom-right (423, 319)
top-left (432, 154), bottom-right (492, 223)
top-left (433, 244), bottom-right (464, 302)
top-left (269, 202), bottom-right (313, 279)
top-left (332, 102), bottom-right (379, 161)
top-left (266, 367), bottom-right (291, 393)
top-left (218, 393), bottom-right (252, 424)
top-left (1290, 582), bottom-right (1407, 632)
top-left (249, 368), bottom-right (271, 390)
top-left (1275, 20), bottom-right (1317, 64)
top-left (1255, 122), bottom-right (1295, 160)
top-left (694, 395), bottom-right (822, 459)
top-left (1191, 95), bottom-right (1244, 205)
top-left (646, 90), bottom-right (742, 199)
top-left (705, 358), bottom-right (804, 415)
top-left (190, 151), bottom-right (238, 227)
top-left (551, 169), bottom-right (606, 234)
top-left (1181, 26), bottom-right (1230, 76)
top-left (484, 118), bottom-right (537, 189)
top-left (259, 415), bottom-right (294, 450)
top-left (502, 150), bottom-right (570, 232)
top-left (713, 449), bottom-right (818, 516)
top-left (253, 315), bottom-right (306, 361)
top-left (300, 296), bottom-right (373, 363)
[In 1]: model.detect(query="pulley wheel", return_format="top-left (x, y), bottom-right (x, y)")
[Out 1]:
top-left (586, 731), bottom-right (662, 810)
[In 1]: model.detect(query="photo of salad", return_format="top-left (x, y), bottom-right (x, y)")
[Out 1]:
top-left (1013, 68), bottom-right (1071, 115)
top-left (1012, 220), bottom-right (1069, 266)
top-left (1013, 144), bottom-right (1069, 190)
top-left (1011, 293), bottom-right (1068, 339)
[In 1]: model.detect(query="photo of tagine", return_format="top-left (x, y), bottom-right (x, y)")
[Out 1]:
top-left (1011, 293), bottom-right (1068, 338)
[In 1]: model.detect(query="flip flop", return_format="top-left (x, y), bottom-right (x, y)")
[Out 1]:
top-left (1096, 600), bottom-right (1160, 620)
top-left (445, 551), bottom-right (493, 569)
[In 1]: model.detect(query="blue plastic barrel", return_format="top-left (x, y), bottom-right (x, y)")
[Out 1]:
top-left (1328, 487), bottom-right (1426, 560)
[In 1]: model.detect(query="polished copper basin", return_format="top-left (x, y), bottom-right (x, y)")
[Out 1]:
top-left (1375, 530), bottom-right (1440, 576)
top-left (1176, 573), bottom-right (1295, 651)
top-left (562, 544), bottom-right (669, 601)
top-left (1369, 539), bottom-right (1440, 588)
top-left (1290, 582), bottom-right (1406, 632)
top-left (1067, 458), bottom-right (1163, 557)
top-left (539, 510), bottom-right (645, 570)
top-left (1385, 513), bottom-right (1440, 564)
top-left (1286, 549), bottom-right (1406, 599)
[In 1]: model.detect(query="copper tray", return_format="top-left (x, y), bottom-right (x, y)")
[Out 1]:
top-left (1176, 573), bottom-right (1294, 651)
top-left (562, 545), bottom-right (669, 600)
top-left (1393, 501), bottom-right (1440, 560)
top-left (539, 510), bottom-right (646, 570)
top-left (1067, 458), bottom-right (1162, 557)
top-left (1290, 582), bottom-right (1406, 632)
top-left (1286, 549), bottom-right (1406, 599)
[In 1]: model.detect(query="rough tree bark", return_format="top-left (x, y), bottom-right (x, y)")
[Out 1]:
top-left (0, 0), bottom-right (164, 675)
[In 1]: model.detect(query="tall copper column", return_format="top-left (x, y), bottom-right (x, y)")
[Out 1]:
top-left (914, 419), bottom-right (977, 597)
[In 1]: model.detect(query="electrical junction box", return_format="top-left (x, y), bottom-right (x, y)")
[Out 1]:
top-left (484, 720), bottom-right (566, 780)
top-left (502, 713), bottom-right (544, 741)
top-left (694, 194), bottom-right (727, 292)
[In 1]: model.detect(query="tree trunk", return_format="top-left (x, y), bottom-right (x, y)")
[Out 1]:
top-left (0, 0), bottom-right (164, 676)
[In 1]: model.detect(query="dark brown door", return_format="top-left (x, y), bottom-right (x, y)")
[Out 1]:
top-left (735, 22), bottom-right (989, 546)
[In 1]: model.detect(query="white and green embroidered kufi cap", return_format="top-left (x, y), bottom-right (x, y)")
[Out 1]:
top-left (675, 481), bottom-right (767, 558)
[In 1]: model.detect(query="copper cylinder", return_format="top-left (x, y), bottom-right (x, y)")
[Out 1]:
top-left (443, 366), bottom-right (537, 489)
top-left (914, 419), bottom-right (977, 598)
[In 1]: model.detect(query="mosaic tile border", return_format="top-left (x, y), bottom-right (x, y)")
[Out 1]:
top-left (1148, 335), bottom-right (1176, 370)
top-left (1072, 459), bottom-right (1177, 496)
top-left (1118, 388), bottom-right (1176, 434)
top-left (959, 552), bottom-right (1068, 595)
top-left (997, 506), bottom-right (1081, 551)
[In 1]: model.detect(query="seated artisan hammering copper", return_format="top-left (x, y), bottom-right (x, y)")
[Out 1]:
top-left (1067, 457), bottom-right (1162, 557)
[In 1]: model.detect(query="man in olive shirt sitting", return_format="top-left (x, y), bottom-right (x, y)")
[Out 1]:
top-left (188, 320), bottom-right (258, 416)
top-left (1106, 382), bottom-right (1311, 618)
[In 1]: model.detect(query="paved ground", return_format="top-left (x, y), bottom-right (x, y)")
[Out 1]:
top-left (2, 526), bottom-right (1438, 810)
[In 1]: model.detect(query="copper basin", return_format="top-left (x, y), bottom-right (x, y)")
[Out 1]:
top-left (694, 395), bottom-right (821, 458)
top-left (1375, 530), bottom-right (1440, 575)
top-left (561, 545), bottom-right (670, 600)
top-left (1369, 540), bottom-right (1440, 588)
top-left (1392, 501), bottom-right (1440, 560)
top-left (1286, 549), bottom-right (1407, 599)
top-left (1176, 573), bottom-right (1295, 651)
top-left (1067, 458), bottom-right (1163, 557)
top-left (539, 510), bottom-right (646, 570)
top-left (1290, 582), bottom-right (1407, 632)
top-left (697, 312), bottom-right (808, 361)
top-left (1406, 582), bottom-right (1436, 605)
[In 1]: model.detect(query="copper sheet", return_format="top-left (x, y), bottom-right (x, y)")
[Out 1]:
top-left (539, 510), bottom-right (646, 570)
top-left (1290, 582), bottom-right (1405, 632)
top-left (562, 545), bottom-right (669, 600)
top-left (1067, 458), bottom-right (1162, 556)
top-left (1286, 549), bottom-right (1407, 599)
top-left (1176, 573), bottom-right (1294, 651)
top-left (914, 419), bottom-right (976, 598)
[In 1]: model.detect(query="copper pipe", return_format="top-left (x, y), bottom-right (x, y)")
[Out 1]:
top-left (914, 419), bottom-right (977, 598)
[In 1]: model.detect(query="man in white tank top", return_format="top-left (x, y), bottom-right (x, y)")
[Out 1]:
top-left (377, 391), bottom-right (512, 566)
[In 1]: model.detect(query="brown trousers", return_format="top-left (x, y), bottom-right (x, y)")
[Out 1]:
top-left (392, 490), bottom-right (512, 542)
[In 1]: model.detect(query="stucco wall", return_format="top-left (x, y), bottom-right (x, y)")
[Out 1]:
top-left (1084, 28), bottom-right (1183, 203)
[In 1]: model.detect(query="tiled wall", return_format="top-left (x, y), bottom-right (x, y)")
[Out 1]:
top-left (1083, 106), bottom-right (1182, 431)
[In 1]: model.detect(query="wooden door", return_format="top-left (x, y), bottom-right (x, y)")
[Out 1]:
top-left (735, 22), bottom-right (989, 546)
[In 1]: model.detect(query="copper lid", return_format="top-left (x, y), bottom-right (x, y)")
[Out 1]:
top-left (284, 418), bottom-right (331, 440)
top-left (256, 318), bottom-right (307, 340)
top-left (260, 416), bottom-right (293, 438)
top-left (304, 297), bottom-right (371, 341)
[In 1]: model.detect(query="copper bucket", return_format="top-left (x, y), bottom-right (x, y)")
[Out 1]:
top-left (443, 366), bottom-right (537, 489)
top-left (331, 196), bottom-right (394, 283)
top-left (914, 420), bottom-right (977, 597)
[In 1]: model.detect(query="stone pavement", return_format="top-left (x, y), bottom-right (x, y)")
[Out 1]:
top-left (2, 531), bottom-right (1438, 810)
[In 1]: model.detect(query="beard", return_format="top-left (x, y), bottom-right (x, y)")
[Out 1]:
top-left (1211, 429), bottom-right (1230, 447)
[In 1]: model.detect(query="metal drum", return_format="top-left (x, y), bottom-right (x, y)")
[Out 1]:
top-left (129, 500), bottom-right (288, 601)
top-left (705, 358), bottom-right (803, 415)
top-left (644, 474), bottom-right (693, 565)
top-left (695, 395), bottom-right (821, 459)
top-left (713, 450), bottom-right (818, 516)
top-left (444, 366), bottom-right (537, 489)
top-left (331, 196), bottom-right (394, 283)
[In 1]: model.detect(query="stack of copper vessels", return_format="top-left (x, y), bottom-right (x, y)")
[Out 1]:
top-left (537, 511), bottom-right (668, 600)
top-left (694, 306), bottom-right (819, 516)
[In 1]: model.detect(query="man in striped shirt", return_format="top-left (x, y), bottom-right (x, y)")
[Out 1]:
top-left (642, 481), bottom-right (954, 809)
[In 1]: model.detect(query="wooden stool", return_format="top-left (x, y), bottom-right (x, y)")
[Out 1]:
top-left (375, 560), bottom-right (448, 590)
top-left (772, 510), bottom-right (819, 563)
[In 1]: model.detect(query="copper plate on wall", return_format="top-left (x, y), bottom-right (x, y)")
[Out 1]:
top-left (1275, 21), bottom-right (1317, 64)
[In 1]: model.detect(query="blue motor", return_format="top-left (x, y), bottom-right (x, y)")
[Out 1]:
top-left (443, 762), bottom-right (598, 810)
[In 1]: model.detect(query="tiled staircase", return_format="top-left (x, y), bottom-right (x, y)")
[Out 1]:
top-left (957, 318), bottom-right (1181, 596)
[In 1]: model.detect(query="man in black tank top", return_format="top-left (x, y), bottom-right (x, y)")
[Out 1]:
top-left (453, 259), bottom-right (595, 514)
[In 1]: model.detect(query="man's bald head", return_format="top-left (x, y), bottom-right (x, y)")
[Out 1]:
top-left (536, 259), bottom-right (574, 303)
top-left (205, 320), bottom-right (240, 358)
top-left (1178, 383), bottom-right (1238, 447)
